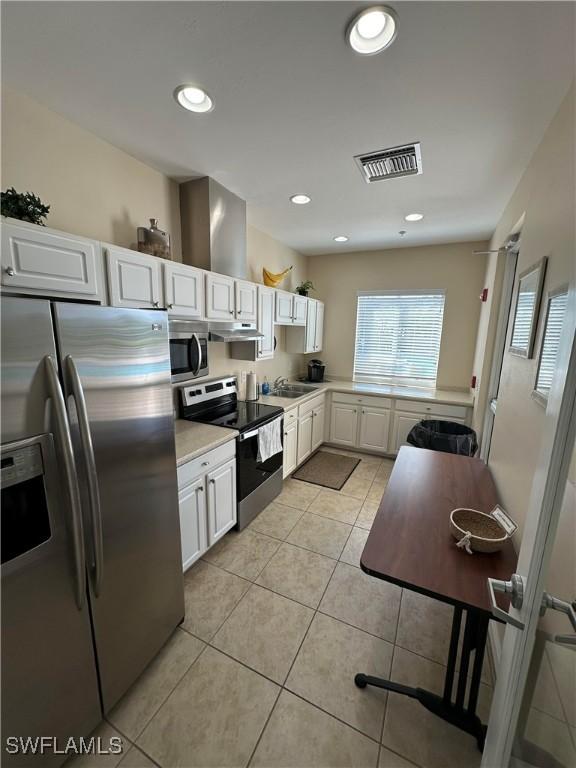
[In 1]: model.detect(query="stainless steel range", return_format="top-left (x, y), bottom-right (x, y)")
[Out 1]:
top-left (179, 377), bottom-right (284, 529)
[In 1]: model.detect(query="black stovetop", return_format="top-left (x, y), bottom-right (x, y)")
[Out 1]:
top-left (182, 400), bottom-right (283, 433)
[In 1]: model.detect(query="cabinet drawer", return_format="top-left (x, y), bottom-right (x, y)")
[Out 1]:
top-left (177, 438), bottom-right (236, 489)
top-left (395, 399), bottom-right (468, 419)
top-left (331, 391), bottom-right (392, 409)
top-left (284, 408), bottom-right (298, 424)
top-left (299, 393), bottom-right (325, 418)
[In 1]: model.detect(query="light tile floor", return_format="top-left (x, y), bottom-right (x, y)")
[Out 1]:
top-left (80, 448), bottom-right (501, 768)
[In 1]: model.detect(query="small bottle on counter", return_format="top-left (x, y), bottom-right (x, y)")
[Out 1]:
top-left (261, 377), bottom-right (270, 395)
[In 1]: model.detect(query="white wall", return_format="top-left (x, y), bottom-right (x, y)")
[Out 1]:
top-left (479, 84), bottom-right (575, 539)
top-left (307, 241), bottom-right (488, 390)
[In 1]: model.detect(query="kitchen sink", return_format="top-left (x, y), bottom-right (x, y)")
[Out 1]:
top-left (272, 388), bottom-right (308, 399)
top-left (271, 383), bottom-right (319, 398)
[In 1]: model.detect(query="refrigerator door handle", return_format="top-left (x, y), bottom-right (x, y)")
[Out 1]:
top-left (65, 355), bottom-right (104, 597)
top-left (44, 355), bottom-right (86, 610)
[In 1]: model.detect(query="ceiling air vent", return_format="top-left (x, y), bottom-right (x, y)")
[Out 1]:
top-left (354, 142), bottom-right (422, 183)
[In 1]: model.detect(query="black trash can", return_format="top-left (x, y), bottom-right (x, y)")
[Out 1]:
top-left (407, 419), bottom-right (478, 457)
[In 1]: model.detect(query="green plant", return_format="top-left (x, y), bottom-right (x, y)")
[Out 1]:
top-left (1, 187), bottom-right (50, 226)
top-left (296, 280), bottom-right (315, 295)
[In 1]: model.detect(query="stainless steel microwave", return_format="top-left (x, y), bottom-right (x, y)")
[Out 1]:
top-left (168, 320), bottom-right (209, 382)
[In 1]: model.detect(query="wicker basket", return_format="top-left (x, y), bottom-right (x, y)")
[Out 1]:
top-left (450, 508), bottom-right (509, 554)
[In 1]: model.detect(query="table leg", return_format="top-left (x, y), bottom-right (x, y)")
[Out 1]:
top-left (355, 605), bottom-right (490, 751)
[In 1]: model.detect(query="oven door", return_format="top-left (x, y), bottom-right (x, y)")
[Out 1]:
top-left (237, 416), bottom-right (283, 501)
top-left (169, 333), bottom-right (208, 383)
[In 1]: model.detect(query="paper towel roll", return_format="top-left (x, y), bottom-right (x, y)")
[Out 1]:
top-left (246, 372), bottom-right (259, 401)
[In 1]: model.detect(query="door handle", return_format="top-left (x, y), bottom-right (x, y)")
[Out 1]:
top-left (65, 355), bottom-right (103, 597)
top-left (487, 573), bottom-right (525, 629)
top-left (44, 355), bottom-right (86, 610)
top-left (541, 593), bottom-right (576, 646)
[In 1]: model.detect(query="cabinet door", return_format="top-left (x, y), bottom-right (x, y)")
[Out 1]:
top-left (257, 286), bottom-right (275, 360)
top-left (207, 458), bottom-right (237, 545)
top-left (392, 412), bottom-right (423, 455)
top-left (178, 477), bottom-right (208, 572)
top-left (314, 301), bottom-right (324, 353)
top-left (305, 300), bottom-right (317, 353)
top-left (1, 220), bottom-right (105, 301)
top-left (205, 273), bottom-right (235, 320)
top-left (164, 262), bottom-right (204, 318)
top-left (359, 407), bottom-right (391, 453)
top-left (297, 412), bottom-right (314, 464)
top-left (293, 295), bottom-right (308, 326)
top-left (275, 291), bottom-right (294, 324)
top-left (106, 246), bottom-right (163, 309)
top-left (329, 403), bottom-right (359, 447)
top-left (235, 280), bottom-right (257, 321)
top-left (283, 419), bottom-right (298, 478)
top-left (311, 403), bottom-right (325, 451)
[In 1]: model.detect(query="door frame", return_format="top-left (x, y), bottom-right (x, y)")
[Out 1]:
top-left (481, 284), bottom-right (576, 767)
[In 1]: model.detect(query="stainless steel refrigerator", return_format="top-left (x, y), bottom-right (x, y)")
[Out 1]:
top-left (1, 297), bottom-right (184, 766)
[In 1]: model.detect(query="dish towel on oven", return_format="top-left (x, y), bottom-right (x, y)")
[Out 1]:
top-left (257, 419), bottom-right (283, 463)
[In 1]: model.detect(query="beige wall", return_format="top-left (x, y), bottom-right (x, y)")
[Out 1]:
top-left (1, 88), bottom-right (182, 259)
top-left (307, 242), bottom-right (488, 390)
top-left (481, 84), bottom-right (575, 539)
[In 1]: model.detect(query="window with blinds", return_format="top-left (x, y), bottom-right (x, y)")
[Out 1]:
top-left (353, 291), bottom-right (446, 382)
top-left (534, 289), bottom-right (568, 403)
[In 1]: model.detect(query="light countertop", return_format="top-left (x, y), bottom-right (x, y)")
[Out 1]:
top-left (174, 420), bottom-right (238, 466)
top-left (258, 379), bottom-right (474, 410)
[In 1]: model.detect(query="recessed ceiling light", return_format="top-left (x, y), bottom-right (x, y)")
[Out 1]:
top-left (405, 213), bottom-right (424, 221)
top-left (334, 236), bottom-right (349, 242)
top-left (174, 85), bottom-right (214, 113)
top-left (347, 6), bottom-right (398, 55)
top-left (290, 194), bottom-right (311, 205)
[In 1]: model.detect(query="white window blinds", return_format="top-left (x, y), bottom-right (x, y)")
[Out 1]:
top-left (354, 291), bottom-right (446, 382)
top-left (535, 290), bottom-right (568, 400)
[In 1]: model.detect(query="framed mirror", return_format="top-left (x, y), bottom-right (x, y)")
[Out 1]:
top-left (509, 257), bottom-right (547, 358)
top-left (533, 285), bottom-right (569, 406)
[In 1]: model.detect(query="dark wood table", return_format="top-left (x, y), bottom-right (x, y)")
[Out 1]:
top-left (355, 446), bottom-right (517, 750)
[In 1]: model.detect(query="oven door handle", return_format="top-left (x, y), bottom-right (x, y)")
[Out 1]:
top-left (190, 333), bottom-right (203, 377)
top-left (239, 416), bottom-right (283, 442)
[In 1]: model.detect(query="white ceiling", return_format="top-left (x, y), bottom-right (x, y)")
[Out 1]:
top-left (2, 2), bottom-right (574, 255)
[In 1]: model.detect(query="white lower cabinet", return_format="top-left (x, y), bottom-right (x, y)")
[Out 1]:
top-left (207, 458), bottom-right (237, 544)
top-left (311, 403), bottom-right (325, 452)
top-left (178, 477), bottom-right (208, 572)
top-left (176, 440), bottom-right (236, 572)
top-left (358, 407), bottom-right (391, 453)
top-left (283, 411), bottom-right (299, 478)
top-left (297, 411), bottom-right (314, 465)
top-left (391, 412), bottom-right (423, 455)
top-left (329, 403), bottom-right (359, 447)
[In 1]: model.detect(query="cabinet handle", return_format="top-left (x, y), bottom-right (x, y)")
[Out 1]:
top-left (168, 303), bottom-right (174, 309)
top-left (201, 461), bottom-right (209, 467)
top-left (153, 300), bottom-right (160, 307)
top-left (196, 486), bottom-right (204, 493)
top-left (210, 478), bottom-right (215, 485)
top-left (237, 310), bottom-right (242, 315)
top-left (230, 310), bottom-right (234, 315)
top-left (284, 432), bottom-right (288, 437)
top-left (5, 266), bottom-right (15, 277)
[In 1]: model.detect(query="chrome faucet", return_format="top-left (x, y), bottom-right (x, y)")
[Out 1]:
top-left (273, 376), bottom-right (288, 390)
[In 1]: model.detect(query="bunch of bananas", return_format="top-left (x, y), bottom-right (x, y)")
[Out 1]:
top-left (262, 265), bottom-right (293, 288)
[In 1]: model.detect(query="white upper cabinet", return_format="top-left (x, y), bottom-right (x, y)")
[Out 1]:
top-left (105, 245), bottom-right (163, 309)
top-left (293, 295), bottom-right (308, 326)
top-left (205, 273), bottom-right (235, 320)
top-left (305, 299), bottom-right (317, 353)
top-left (235, 280), bottom-right (257, 322)
top-left (1, 219), bottom-right (105, 302)
top-left (257, 286), bottom-right (275, 360)
top-left (163, 262), bottom-right (204, 318)
top-left (275, 290), bottom-right (294, 324)
top-left (313, 301), bottom-right (324, 353)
